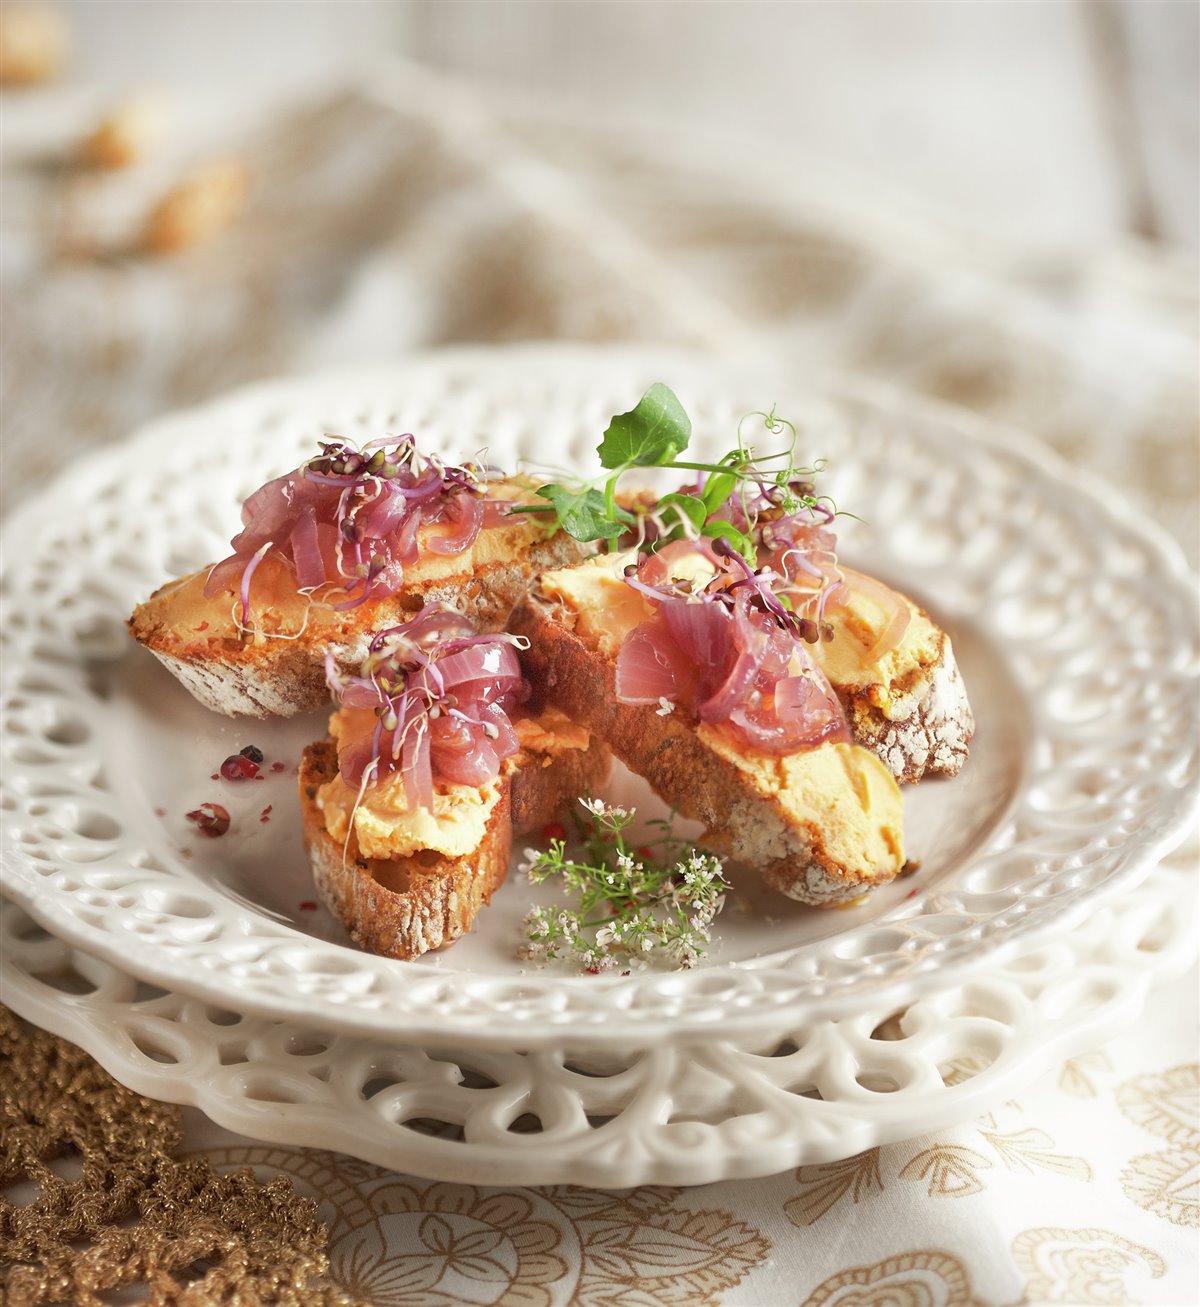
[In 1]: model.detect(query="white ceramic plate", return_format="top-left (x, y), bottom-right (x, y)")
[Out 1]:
top-left (2, 849), bottom-right (1194, 1186)
top-left (2, 346), bottom-right (1196, 1049)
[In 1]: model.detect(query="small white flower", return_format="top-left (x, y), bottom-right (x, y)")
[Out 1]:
top-left (655, 696), bottom-right (675, 716)
top-left (579, 796), bottom-right (606, 816)
top-left (595, 925), bottom-right (618, 948)
top-left (616, 851), bottom-right (636, 874)
top-left (666, 936), bottom-right (700, 968)
top-left (523, 906), bottom-right (550, 937)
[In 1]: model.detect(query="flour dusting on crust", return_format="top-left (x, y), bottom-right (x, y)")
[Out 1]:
top-left (847, 641), bottom-right (974, 783)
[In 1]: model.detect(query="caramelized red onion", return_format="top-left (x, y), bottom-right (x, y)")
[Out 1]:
top-left (614, 621), bottom-right (691, 704)
top-left (326, 605), bottom-right (528, 808)
top-left (237, 543), bottom-right (272, 630)
top-left (694, 482), bottom-right (846, 633)
top-left (206, 435), bottom-right (509, 629)
top-left (425, 492), bottom-right (484, 555)
top-left (829, 569), bottom-right (912, 662)
top-left (614, 547), bottom-right (849, 754)
top-left (758, 517), bottom-right (845, 631)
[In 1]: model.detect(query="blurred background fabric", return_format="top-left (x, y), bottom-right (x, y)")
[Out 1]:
top-left (1, 0), bottom-right (1196, 561)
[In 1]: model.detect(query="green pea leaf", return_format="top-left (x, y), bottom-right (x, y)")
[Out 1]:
top-left (536, 483), bottom-right (629, 541)
top-left (657, 492), bottom-right (707, 534)
top-left (699, 469), bottom-right (737, 514)
top-left (598, 383), bottom-right (691, 470)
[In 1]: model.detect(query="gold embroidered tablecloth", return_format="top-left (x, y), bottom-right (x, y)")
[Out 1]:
top-left (4, 918), bottom-right (1197, 1305)
top-left (180, 946), bottom-right (1200, 1305)
top-left (1, 59), bottom-right (1197, 1306)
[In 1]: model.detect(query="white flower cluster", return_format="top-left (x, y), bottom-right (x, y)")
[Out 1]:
top-left (519, 798), bottom-right (728, 974)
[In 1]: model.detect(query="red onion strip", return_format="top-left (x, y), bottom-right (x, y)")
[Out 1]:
top-left (238, 542), bottom-right (273, 629)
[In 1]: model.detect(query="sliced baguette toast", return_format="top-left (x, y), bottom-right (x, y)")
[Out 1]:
top-left (300, 712), bottom-right (609, 959)
top-left (619, 494), bottom-right (973, 782)
top-left (508, 578), bottom-right (905, 906)
top-left (129, 499), bottom-right (582, 718)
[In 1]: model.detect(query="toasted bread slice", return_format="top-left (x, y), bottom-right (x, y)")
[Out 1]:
top-left (812, 570), bottom-right (974, 784)
top-left (508, 572), bottom-right (905, 906)
top-left (299, 711), bottom-right (609, 959)
top-left (129, 494), bottom-right (582, 718)
top-left (617, 496), bottom-right (972, 782)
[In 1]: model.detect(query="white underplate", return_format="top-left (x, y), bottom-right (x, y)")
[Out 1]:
top-left (1, 346), bottom-right (1197, 1049)
top-left (1, 849), bottom-right (1193, 1187)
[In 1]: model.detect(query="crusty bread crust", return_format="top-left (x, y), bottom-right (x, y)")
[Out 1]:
top-left (299, 732), bottom-right (609, 960)
top-left (508, 594), bottom-right (898, 905)
top-left (838, 631), bottom-right (974, 784)
top-left (130, 533), bottom-right (583, 718)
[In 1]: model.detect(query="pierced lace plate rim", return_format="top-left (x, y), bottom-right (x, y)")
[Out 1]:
top-left (1, 345), bottom-right (1197, 1050)
top-left (1, 850), bottom-right (1194, 1187)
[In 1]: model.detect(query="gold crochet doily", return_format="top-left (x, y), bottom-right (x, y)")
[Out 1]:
top-left (0, 1006), bottom-right (353, 1306)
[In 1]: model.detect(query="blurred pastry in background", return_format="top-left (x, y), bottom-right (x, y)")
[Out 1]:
top-left (0, 3), bottom-right (68, 87)
top-left (80, 92), bottom-right (168, 169)
top-left (143, 157), bottom-right (250, 254)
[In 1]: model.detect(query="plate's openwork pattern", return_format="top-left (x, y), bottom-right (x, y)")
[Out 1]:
top-left (1, 348), bottom-right (1197, 1047)
top-left (1, 861), bottom-right (1193, 1186)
